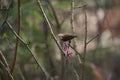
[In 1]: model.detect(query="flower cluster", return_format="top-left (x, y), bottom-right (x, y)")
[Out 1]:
top-left (62, 42), bottom-right (73, 60)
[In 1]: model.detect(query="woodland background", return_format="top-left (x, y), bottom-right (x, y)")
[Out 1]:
top-left (0, 0), bottom-right (120, 80)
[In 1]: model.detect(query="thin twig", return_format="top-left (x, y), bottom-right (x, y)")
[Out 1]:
top-left (18, 66), bottom-right (26, 80)
top-left (72, 67), bottom-right (79, 80)
top-left (71, 0), bottom-right (82, 69)
top-left (87, 34), bottom-right (99, 44)
top-left (0, 62), bottom-right (14, 80)
top-left (43, 21), bottom-right (56, 77)
top-left (60, 13), bottom-right (71, 27)
top-left (83, 6), bottom-right (87, 59)
top-left (35, 0), bottom-right (66, 56)
top-left (0, 50), bottom-right (13, 79)
top-left (69, 44), bottom-right (82, 59)
top-left (0, 50), bottom-right (10, 70)
top-left (6, 21), bottom-right (51, 79)
top-left (0, 0), bottom-right (13, 31)
top-left (46, 1), bottom-right (66, 79)
top-left (10, 0), bottom-right (21, 74)
top-left (0, 61), bottom-right (14, 80)
top-left (71, 0), bottom-right (75, 35)
top-left (46, 0), bottom-right (61, 33)
top-left (80, 5), bottom-right (87, 80)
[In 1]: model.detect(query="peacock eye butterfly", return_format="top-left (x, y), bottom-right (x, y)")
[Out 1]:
top-left (58, 33), bottom-right (77, 42)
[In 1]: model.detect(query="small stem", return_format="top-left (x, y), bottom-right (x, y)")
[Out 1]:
top-left (6, 21), bottom-right (51, 79)
top-left (72, 67), bottom-right (79, 80)
top-left (46, 0), bottom-right (61, 33)
top-left (71, 0), bottom-right (75, 34)
top-left (0, 62), bottom-right (14, 80)
top-left (10, 0), bottom-right (21, 74)
top-left (0, 52), bottom-right (14, 80)
top-left (0, 50), bottom-right (10, 70)
top-left (80, 5), bottom-right (87, 80)
top-left (18, 66), bottom-right (26, 80)
top-left (36, 0), bottom-right (66, 56)
top-left (0, 0), bottom-right (13, 31)
top-left (69, 44), bottom-right (82, 59)
top-left (71, 0), bottom-right (82, 76)
top-left (87, 34), bottom-right (99, 44)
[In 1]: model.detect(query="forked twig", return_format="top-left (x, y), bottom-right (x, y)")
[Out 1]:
top-left (0, 61), bottom-right (14, 80)
top-left (6, 21), bottom-right (51, 79)
top-left (0, 0), bottom-right (13, 31)
top-left (36, 0), bottom-right (66, 57)
top-left (80, 5), bottom-right (87, 80)
top-left (69, 44), bottom-right (82, 59)
top-left (87, 34), bottom-right (99, 44)
top-left (71, 0), bottom-right (82, 70)
top-left (0, 50), bottom-right (14, 80)
top-left (11, 0), bottom-right (21, 74)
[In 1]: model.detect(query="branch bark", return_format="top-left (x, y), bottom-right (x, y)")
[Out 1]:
top-left (6, 21), bottom-right (51, 79)
top-left (0, 50), bottom-right (14, 80)
top-left (35, 0), bottom-right (66, 57)
top-left (10, 0), bottom-right (21, 74)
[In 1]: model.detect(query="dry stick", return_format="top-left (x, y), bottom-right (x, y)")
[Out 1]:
top-left (0, 62), bottom-right (14, 80)
top-left (47, 0), bottom-right (64, 77)
top-left (87, 34), bottom-right (99, 44)
top-left (0, 50), bottom-right (10, 70)
top-left (17, 66), bottom-right (26, 80)
top-left (60, 5), bottom-right (86, 27)
top-left (80, 5), bottom-right (87, 80)
top-left (69, 44), bottom-right (82, 59)
top-left (0, 51), bottom-right (14, 80)
top-left (72, 67), bottom-right (79, 80)
top-left (71, 0), bottom-right (75, 44)
top-left (47, 0), bottom-right (70, 29)
top-left (35, 0), bottom-right (66, 56)
top-left (70, 1), bottom-right (82, 80)
top-left (68, 60), bottom-right (80, 80)
top-left (46, 0), bottom-right (61, 33)
top-left (46, 1), bottom-right (66, 80)
top-left (6, 21), bottom-right (51, 79)
top-left (60, 13), bottom-right (71, 27)
top-left (44, 21), bottom-right (56, 77)
top-left (10, 0), bottom-right (21, 74)
top-left (0, 0), bottom-right (13, 31)
top-left (71, 0), bottom-right (82, 67)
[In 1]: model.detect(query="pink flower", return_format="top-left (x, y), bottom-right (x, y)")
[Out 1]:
top-left (62, 42), bottom-right (73, 61)
top-left (62, 42), bottom-right (68, 52)
top-left (67, 52), bottom-right (73, 59)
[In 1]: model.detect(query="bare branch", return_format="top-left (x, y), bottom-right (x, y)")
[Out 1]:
top-left (35, 0), bottom-right (66, 56)
top-left (0, 0), bottom-right (13, 31)
top-left (71, 0), bottom-right (82, 73)
top-left (80, 5), bottom-right (87, 80)
top-left (69, 44), bottom-right (82, 59)
top-left (0, 50), bottom-right (14, 80)
top-left (87, 34), bottom-right (99, 44)
top-left (6, 21), bottom-right (51, 79)
top-left (72, 67), bottom-right (79, 80)
top-left (17, 66), bottom-right (26, 80)
top-left (0, 50), bottom-right (10, 70)
top-left (0, 62), bottom-right (14, 80)
top-left (11, 0), bottom-right (21, 74)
